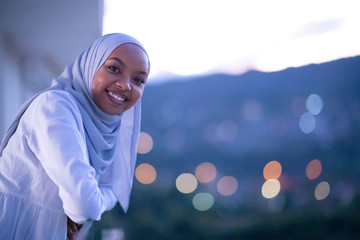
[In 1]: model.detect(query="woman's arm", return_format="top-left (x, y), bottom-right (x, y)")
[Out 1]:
top-left (27, 91), bottom-right (116, 223)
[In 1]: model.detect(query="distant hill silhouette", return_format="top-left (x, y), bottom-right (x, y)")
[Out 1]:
top-left (138, 56), bottom-right (360, 190)
top-left (96, 56), bottom-right (360, 240)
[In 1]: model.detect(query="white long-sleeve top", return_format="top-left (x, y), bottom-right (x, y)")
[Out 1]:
top-left (0, 91), bottom-right (117, 239)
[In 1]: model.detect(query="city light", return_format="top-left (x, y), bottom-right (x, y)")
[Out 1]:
top-left (195, 162), bottom-right (217, 184)
top-left (263, 160), bottom-right (282, 180)
top-left (306, 159), bottom-right (322, 180)
top-left (217, 176), bottom-right (238, 196)
top-left (315, 181), bottom-right (330, 200)
top-left (176, 173), bottom-right (198, 194)
top-left (137, 132), bottom-right (153, 154)
top-left (135, 163), bottom-right (157, 184)
top-left (262, 179), bottom-right (281, 199)
top-left (192, 193), bottom-right (214, 211)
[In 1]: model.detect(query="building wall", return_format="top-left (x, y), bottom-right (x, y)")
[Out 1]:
top-left (0, 0), bottom-right (103, 137)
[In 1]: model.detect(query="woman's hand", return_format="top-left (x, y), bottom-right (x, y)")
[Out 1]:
top-left (67, 217), bottom-right (83, 240)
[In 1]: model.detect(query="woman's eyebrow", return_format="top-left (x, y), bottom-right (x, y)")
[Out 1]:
top-left (108, 57), bottom-right (125, 66)
top-left (108, 57), bottom-right (149, 76)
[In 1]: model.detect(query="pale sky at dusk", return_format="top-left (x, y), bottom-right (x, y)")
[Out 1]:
top-left (103, 0), bottom-right (360, 83)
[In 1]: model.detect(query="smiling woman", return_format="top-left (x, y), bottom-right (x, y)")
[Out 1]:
top-left (0, 33), bottom-right (150, 240)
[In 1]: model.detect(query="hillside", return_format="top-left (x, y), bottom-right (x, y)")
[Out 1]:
top-left (139, 56), bottom-right (360, 182)
top-left (95, 56), bottom-right (360, 239)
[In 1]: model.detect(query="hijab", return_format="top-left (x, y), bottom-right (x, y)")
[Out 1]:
top-left (0, 33), bottom-right (149, 211)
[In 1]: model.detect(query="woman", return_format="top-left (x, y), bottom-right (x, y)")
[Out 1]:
top-left (0, 33), bottom-right (150, 239)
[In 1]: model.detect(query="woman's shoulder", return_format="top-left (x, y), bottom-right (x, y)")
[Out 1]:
top-left (28, 90), bottom-right (82, 120)
top-left (35, 90), bottom-right (78, 106)
top-left (32, 90), bottom-right (78, 109)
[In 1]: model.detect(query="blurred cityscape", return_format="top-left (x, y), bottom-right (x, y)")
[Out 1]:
top-left (93, 56), bottom-right (360, 239)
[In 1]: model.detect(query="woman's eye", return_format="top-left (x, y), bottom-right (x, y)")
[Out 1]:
top-left (134, 77), bottom-right (145, 85)
top-left (108, 66), bottom-right (120, 73)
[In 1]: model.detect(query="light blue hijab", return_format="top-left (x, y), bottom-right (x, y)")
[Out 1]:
top-left (0, 33), bottom-right (149, 211)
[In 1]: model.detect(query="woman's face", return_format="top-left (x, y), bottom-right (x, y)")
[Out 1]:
top-left (92, 43), bottom-right (149, 115)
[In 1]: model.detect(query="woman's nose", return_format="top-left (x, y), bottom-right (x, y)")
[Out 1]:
top-left (116, 78), bottom-right (131, 90)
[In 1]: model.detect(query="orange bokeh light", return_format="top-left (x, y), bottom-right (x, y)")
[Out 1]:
top-left (263, 160), bottom-right (282, 180)
top-left (135, 163), bottom-right (156, 184)
top-left (306, 159), bottom-right (322, 180)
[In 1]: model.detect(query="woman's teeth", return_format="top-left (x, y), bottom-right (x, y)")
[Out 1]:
top-left (108, 91), bottom-right (125, 101)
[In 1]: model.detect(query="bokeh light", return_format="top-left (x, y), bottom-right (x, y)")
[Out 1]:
top-left (299, 112), bottom-right (316, 134)
top-left (241, 100), bottom-right (262, 122)
top-left (314, 181), bottom-right (330, 200)
top-left (306, 159), bottom-right (322, 180)
top-left (216, 120), bottom-right (238, 142)
top-left (217, 176), bottom-right (238, 196)
top-left (262, 179), bottom-right (281, 199)
top-left (192, 193), bottom-right (214, 211)
top-left (195, 162), bottom-right (217, 183)
top-left (201, 123), bottom-right (219, 144)
top-left (135, 163), bottom-right (157, 184)
top-left (263, 160), bottom-right (282, 180)
top-left (306, 93), bottom-right (323, 115)
top-left (176, 173), bottom-right (198, 194)
top-left (137, 132), bottom-right (153, 154)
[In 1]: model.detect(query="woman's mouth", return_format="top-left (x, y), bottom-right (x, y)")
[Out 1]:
top-left (107, 91), bottom-right (127, 103)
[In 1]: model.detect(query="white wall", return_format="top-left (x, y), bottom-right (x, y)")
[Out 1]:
top-left (0, 37), bottom-right (22, 136)
top-left (0, 0), bottom-right (103, 137)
